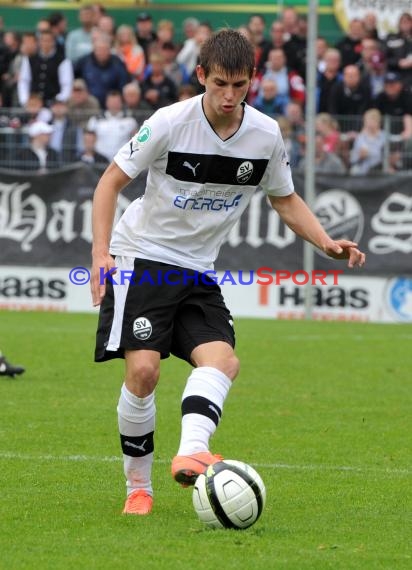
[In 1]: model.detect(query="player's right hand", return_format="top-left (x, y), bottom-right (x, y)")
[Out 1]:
top-left (91, 253), bottom-right (116, 307)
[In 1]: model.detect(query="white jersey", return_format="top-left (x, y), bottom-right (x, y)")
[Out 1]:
top-left (111, 94), bottom-right (294, 272)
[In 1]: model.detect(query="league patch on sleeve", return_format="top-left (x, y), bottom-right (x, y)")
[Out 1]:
top-left (129, 125), bottom-right (152, 158)
top-left (136, 125), bottom-right (152, 144)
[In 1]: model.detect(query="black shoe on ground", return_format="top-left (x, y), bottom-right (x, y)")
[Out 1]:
top-left (0, 355), bottom-right (25, 378)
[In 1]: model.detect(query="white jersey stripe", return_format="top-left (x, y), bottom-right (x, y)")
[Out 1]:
top-left (106, 256), bottom-right (135, 352)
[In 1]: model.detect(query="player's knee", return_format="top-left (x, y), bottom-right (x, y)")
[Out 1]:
top-left (125, 361), bottom-right (160, 396)
top-left (218, 354), bottom-right (240, 381)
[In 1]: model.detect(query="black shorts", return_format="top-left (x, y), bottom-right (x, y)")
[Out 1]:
top-left (95, 257), bottom-right (235, 364)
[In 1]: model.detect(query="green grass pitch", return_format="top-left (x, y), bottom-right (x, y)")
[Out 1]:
top-left (0, 311), bottom-right (411, 570)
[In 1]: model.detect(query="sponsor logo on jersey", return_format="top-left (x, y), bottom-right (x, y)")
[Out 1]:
top-left (173, 194), bottom-right (243, 212)
top-left (183, 161), bottom-right (200, 176)
top-left (133, 317), bottom-right (152, 340)
top-left (236, 161), bottom-right (254, 183)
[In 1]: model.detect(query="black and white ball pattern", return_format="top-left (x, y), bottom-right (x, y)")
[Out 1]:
top-left (193, 460), bottom-right (266, 529)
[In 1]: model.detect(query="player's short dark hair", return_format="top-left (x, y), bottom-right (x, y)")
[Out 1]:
top-left (199, 28), bottom-right (255, 78)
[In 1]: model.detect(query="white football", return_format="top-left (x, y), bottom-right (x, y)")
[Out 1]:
top-left (192, 459), bottom-right (266, 530)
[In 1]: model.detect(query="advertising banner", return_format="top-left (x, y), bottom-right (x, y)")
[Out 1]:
top-left (1, 166), bottom-right (411, 277)
top-left (1, 265), bottom-right (411, 323)
top-left (333, 0), bottom-right (412, 37)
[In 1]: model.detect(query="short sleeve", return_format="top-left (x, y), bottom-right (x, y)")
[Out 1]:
top-left (114, 109), bottom-right (170, 179)
top-left (260, 124), bottom-right (295, 197)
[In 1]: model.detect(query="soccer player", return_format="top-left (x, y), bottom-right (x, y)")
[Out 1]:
top-left (91, 29), bottom-right (365, 516)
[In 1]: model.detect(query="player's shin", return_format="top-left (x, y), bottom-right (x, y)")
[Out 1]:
top-left (177, 366), bottom-right (231, 455)
top-left (117, 383), bottom-right (155, 496)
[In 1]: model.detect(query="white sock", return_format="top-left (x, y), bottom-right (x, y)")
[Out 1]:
top-left (117, 384), bottom-right (156, 496)
top-left (177, 366), bottom-right (232, 456)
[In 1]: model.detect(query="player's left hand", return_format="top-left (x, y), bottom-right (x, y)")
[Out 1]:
top-left (323, 239), bottom-right (366, 268)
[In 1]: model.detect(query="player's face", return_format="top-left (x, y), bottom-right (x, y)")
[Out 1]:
top-left (198, 66), bottom-right (252, 117)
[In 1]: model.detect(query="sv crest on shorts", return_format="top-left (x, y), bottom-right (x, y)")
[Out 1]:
top-left (133, 317), bottom-right (152, 340)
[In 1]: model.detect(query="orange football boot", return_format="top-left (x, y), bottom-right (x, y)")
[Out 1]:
top-left (171, 451), bottom-right (223, 487)
top-left (122, 489), bottom-right (153, 515)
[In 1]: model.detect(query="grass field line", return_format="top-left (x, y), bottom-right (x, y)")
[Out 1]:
top-left (281, 334), bottom-right (412, 341)
top-left (0, 451), bottom-right (410, 476)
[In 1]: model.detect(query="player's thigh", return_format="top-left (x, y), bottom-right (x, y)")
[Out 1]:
top-left (117, 258), bottom-right (183, 357)
top-left (171, 293), bottom-right (236, 367)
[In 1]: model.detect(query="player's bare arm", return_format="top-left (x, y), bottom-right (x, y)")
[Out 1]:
top-left (91, 161), bottom-right (132, 306)
top-left (268, 193), bottom-right (366, 268)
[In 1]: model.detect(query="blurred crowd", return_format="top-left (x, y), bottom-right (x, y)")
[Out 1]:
top-left (0, 5), bottom-right (411, 173)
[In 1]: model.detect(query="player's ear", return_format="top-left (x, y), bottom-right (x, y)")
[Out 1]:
top-left (196, 65), bottom-right (206, 86)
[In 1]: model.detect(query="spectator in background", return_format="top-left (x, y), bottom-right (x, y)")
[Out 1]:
top-left (115, 24), bottom-right (145, 80)
top-left (284, 15), bottom-right (308, 79)
top-left (315, 112), bottom-right (341, 153)
top-left (87, 90), bottom-right (137, 161)
top-left (299, 132), bottom-right (346, 174)
top-left (253, 77), bottom-right (289, 116)
top-left (122, 81), bottom-right (152, 116)
top-left (264, 20), bottom-right (287, 54)
top-left (15, 121), bottom-right (60, 171)
top-left (335, 18), bottom-right (365, 68)
top-left (67, 78), bottom-right (100, 128)
top-left (75, 34), bottom-right (130, 108)
top-left (317, 48), bottom-right (342, 112)
top-left (77, 128), bottom-right (109, 166)
top-left (177, 84), bottom-right (197, 101)
top-left (35, 18), bottom-right (51, 37)
top-left (17, 30), bottom-right (73, 107)
top-left (316, 36), bottom-right (329, 73)
top-left (135, 12), bottom-right (157, 61)
top-left (363, 11), bottom-right (380, 41)
top-left (159, 41), bottom-right (189, 86)
top-left (91, 3), bottom-right (107, 25)
top-left (1, 30), bottom-right (21, 107)
top-left (357, 38), bottom-right (381, 78)
top-left (141, 51), bottom-right (178, 110)
top-left (49, 98), bottom-right (80, 163)
top-left (328, 64), bottom-right (372, 130)
top-left (20, 92), bottom-right (52, 125)
top-left (97, 14), bottom-right (116, 45)
top-left (385, 12), bottom-right (412, 89)
top-left (179, 21), bottom-right (213, 78)
top-left (284, 100), bottom-right (306, 144)
top-left (350, 108), bottom-right (386, 174)
top-left (247, 14), bottom-right (271, 72)
top-left (374, 72), bottom-right (412, 137)
top-left (48, 12), bottom-right (67, 54)
top-left (20, 32), bottom-right (38, 59)
top-left (280, 6), bottom-right (299, 39)
top-left (0, 35), bottom-right (13, 94)
top-left (366, 50), bottom-right (387, 99)
top-left (276, 115), bottom-right (302, 167)
top-left (181, 17), bottom-right (199, 44)
top-left (155, 19), bottom-right (175, 51)
top-left (262, 48), bottom-right (305, 105)
top-left (176, 18), bottom-right (200, 74)
top-left (65, 4), bottom-right (95, 63)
